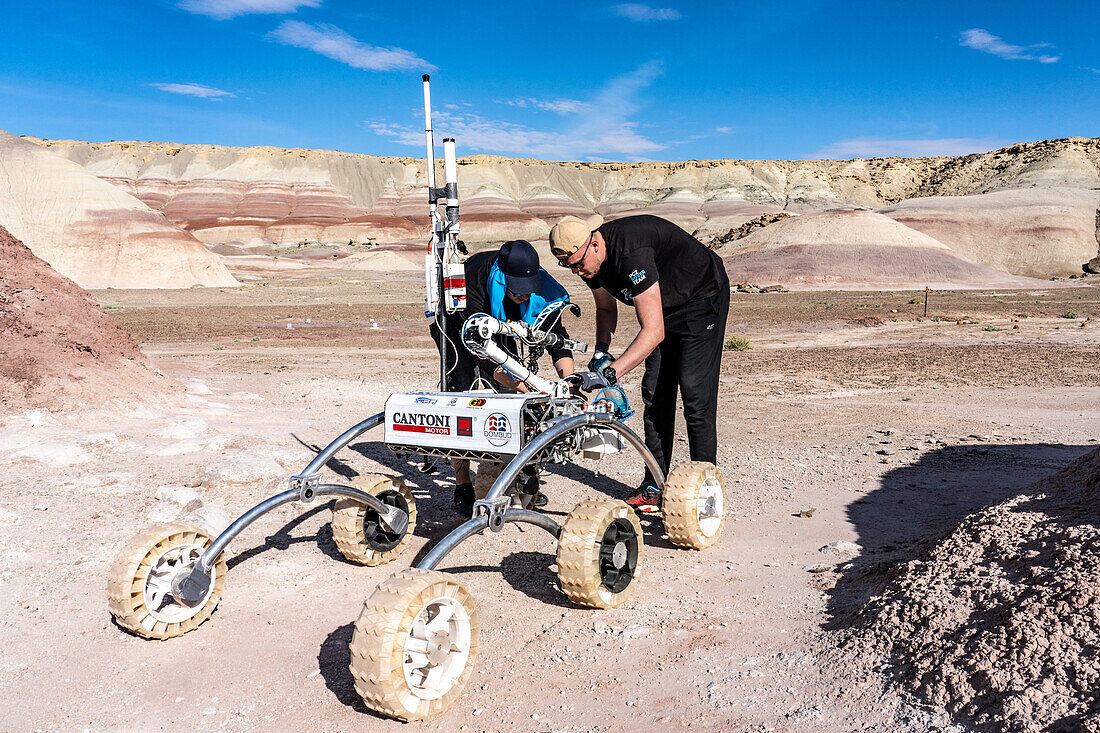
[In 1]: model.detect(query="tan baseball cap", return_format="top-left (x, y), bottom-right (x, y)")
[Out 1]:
top-left (549, 214), bottom-right (604, 257)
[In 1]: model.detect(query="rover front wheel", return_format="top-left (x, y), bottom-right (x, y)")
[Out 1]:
top-left (349, 569), bottom-right (479, 721)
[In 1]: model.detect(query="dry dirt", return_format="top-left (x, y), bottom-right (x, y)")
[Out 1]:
top-left (0, 225), bottom-right (177, 412)
top-left (0, 267), bottom-right (1098, 732)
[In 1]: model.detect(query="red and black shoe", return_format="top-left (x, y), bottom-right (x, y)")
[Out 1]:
top-left (625, 484), bottom-right (662, 513)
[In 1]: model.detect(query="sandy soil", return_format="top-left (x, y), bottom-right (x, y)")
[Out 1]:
top-left (1, 273), bottom-right (1097, 732)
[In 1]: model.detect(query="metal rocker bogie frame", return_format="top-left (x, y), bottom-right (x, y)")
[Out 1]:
top-left (418, 411), bottom-right (664, 570)
top-left (172, 409), bottom-right (662, 604)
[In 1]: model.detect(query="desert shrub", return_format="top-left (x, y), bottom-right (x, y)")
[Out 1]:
top-left (909, 297), bottom-right (923, 305)
top-left (1061, 311), bottom-right (1078, 319)
top-left (723, 335), bottom-right (752, 351)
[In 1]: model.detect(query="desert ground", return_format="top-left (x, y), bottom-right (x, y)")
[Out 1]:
top-left (2, 257), bottom-right (1097, 731)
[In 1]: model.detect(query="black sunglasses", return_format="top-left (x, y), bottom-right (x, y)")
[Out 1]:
top-left (557, 233), bottom-right (595, 269)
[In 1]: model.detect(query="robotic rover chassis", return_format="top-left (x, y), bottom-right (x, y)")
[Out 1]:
top-left (106, 315), bottom-right (726, 721)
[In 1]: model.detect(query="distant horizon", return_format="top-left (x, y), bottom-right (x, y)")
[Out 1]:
top-left (21, 130), bottom-right (1099, 166)
top-left (3, 0), bottom-right (1097, 162)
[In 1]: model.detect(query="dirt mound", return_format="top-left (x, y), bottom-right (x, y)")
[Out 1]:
top-left (719, 210), bottom-right (1053, 290)
top-left (709, 212), bottom-right (793, 247)
top-left (0, 226), bottom-right (176, 411)
top-left (845, 446), bottom-right (1100, 731)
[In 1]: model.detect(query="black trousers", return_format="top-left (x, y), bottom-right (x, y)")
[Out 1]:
top-left (641, 286), bottom-right (730, 485)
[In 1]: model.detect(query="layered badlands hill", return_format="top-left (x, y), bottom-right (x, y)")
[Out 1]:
top-left (0, 131), bottom-right (237, 290)
top-left (720, 210), bottom-right (1051, 290)
top-left (22, 134), bottom-right (1100, 285)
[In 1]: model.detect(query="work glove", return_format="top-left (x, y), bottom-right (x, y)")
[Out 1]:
top-left (571, 370), bottom-right (612, 392)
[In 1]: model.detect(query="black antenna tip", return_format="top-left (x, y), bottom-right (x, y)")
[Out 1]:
top-left (423, 74), bottom-right (430, 81)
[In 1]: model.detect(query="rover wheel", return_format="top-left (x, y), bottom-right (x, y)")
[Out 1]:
top-left (349, 569), bottom-right (479, 721)
top-left (106, 522), bottom-right (226, 639)
top-left (556, 498), bottom-right (642, 609)
top-left (662, 462), bottom-right (725, 549)
top-left (332, 474), bottom-right (416, 566)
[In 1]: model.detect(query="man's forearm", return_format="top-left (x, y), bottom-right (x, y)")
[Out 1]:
top-left (594, 307), bottom-right (617, 347)
top-left (610, 325), bottom-right (662, 376)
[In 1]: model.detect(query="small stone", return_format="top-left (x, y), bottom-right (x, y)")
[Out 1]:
top-left (806, 563), bottom-right (834, 573)
top-left (798, 508), bottom-right (816, 518)
top-left (819, 540), bottom-right (862, 558)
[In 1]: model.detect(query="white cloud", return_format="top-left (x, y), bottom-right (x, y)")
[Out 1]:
top-left (807, 137), bottom-right (1012, 159)
top-left (715, 126), bottom-right (733, 134)
top-left (960, 28), bottom-right (1060, 64)
top-left (149, 82), bottom-right (236, 99)
top-left (496, 97), bottom-right (591, 114)
top-left (269, 21), bottom-right (434, 71)
top-left (179, 0), bottom-right (320, 20)
top-left (370, 62), bottom-right (665, 161)
top-left (613, 3), bottom-right (681, 21)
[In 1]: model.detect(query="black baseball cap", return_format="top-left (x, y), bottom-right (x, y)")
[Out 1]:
top-left (498, 240), bottom-right (542, 295)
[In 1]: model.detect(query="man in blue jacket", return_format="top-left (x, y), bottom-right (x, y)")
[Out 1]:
top-left (432, 239), bottom-right (576, 515)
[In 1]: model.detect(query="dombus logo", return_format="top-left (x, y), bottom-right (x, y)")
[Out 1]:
top-left (483, 412), bottom-right (513, 446)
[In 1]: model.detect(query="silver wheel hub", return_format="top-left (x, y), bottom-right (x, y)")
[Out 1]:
top-left (697, 476), bottom-right (724, 538)
top-left (402, 596), bottom-right (472, 700)
top-left (144, 544), bottom-right (214, 622)
top-left (612, 541), bottom-right (628, 569)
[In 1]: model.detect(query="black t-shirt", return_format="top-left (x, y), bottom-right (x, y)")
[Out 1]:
top-left (583, 215), bottom-right (728, 326)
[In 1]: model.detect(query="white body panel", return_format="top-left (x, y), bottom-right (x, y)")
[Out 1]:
top-left (384, 391), bottom-right (540, 455)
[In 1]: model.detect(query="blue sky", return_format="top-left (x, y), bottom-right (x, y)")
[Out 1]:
top-left (1, 0), bottom-right (1097, 161)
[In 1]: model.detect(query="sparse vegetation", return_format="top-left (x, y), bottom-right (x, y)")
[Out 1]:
top-left (1061, 311), bottom-right (1078, 319)
top-left (909, 297), bottom-right (923, 305)
top-left (982, 326), bottom-right (1004, 332)
top-left (723, 335), bottom-right (752, 351)
top-left (213, 345), bottom-right (226, 350)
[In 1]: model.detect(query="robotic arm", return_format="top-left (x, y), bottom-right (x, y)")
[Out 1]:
top-left (461, 314), bottom-right (588, 396)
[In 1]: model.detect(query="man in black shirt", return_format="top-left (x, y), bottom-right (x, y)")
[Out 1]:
top-left (549, 214), bottom-right (729, 512)
top-left (432, 239), bottom-right (576, 514)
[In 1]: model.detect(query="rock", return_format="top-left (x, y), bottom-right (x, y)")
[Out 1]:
top-left (798, 508), bottom-right (816, 518)
top-left (155, 486), bottom-right (201, 507)
top-left (201, 449), bottom-right (285, 486)
top-left (1085, 255), bottom-right (1100, 275)
top-left (176, 504), bottom-right (233, 538)
top-left (710, 212), bottom-right (793, 246)
top-left (819, 540), bottom-right (862, 559)
top-left (806, 563), bottom-right (834, 573)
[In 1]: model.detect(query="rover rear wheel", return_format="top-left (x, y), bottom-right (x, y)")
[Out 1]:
top-left (662, 462), bottom-right (725, 549)
top-left (556, 498), bottom-right (642, 609)
top-left (332, 474), bottom-right (416, 566)
top-left (106, 522), bottom-right (226, 639)
top-left (349, 569), bottom-right (479, 721)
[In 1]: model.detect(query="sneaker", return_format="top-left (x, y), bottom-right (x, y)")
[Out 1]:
top-left (625, 484), bottom-right (661, 513)
top-left (534, 492), bottom-right (549, 508)
top-left (453, 482), bottom-right (474, 517)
